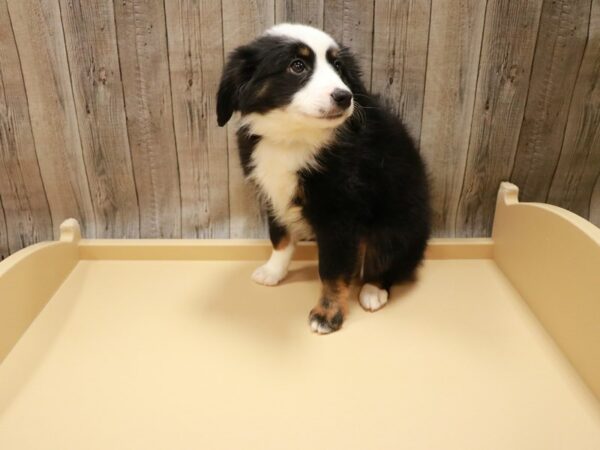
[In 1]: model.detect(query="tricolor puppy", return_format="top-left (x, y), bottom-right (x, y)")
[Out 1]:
top-left (217, 24), bottom-right (430, 334)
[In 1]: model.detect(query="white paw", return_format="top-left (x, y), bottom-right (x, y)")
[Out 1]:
top-left (251, 264), bottom-right (286, 286)
top-left (310, 318), bottom-right (333, 334)
top-left (359, 284), bottom-right (389, 311)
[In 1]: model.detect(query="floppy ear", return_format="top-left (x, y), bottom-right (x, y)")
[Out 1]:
top-left (216, 46), bottom-right (255, 127)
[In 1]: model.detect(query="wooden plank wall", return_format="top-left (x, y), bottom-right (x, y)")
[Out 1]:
top-left (0, 0), bottom-right (599, 258)
top-left (455, 0), bottom-right (544, 236)
top-left (0, 0), bottom-right (53, 253)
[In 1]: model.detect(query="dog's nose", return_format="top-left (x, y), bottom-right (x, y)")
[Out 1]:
top-left (331, 89), bottom-right (352, 109)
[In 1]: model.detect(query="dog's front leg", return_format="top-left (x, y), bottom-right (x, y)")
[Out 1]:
top-left (309, 229), bottom-right (359, 334)
top-left (251, 213), bottom-right (295, 286)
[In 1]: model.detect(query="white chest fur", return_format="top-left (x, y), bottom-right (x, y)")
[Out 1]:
top-left (249, 137), bottom-right (320, 238)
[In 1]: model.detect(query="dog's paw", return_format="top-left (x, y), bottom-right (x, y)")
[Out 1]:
top-left (251, 264), bottom-right (287, 286)
top-left (359, 283), bottom-right (389, 311)
top-left (309, 302), bottom-right (344, 334)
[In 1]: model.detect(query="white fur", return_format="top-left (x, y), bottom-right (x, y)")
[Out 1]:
top-left (266, 23), bottom-right (354, 121)
top-left (241, 109), bottom-right (335, 145)
top-left (359, 284), bottom-right (388, 311)
top-left (240, 116), bottom-right (327, 238)
top-left (240, 25), bottom-right (355, 238)
top-left (267, 23), bottom-right (337, 51)
top-left (252, 243), bottom-right (296, 286)
top-left (248, 135), bottom-right (319, 238)
top-left (310, 317), bottom-right (333, 334)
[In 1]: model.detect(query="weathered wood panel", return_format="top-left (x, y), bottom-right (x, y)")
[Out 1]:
top-left (590, 174), bottom-right (600, 226)
top-left (548, 0), bottom-right (600, 219)
top-left (275, 0), bottom-right (324, 27)
top-left (455, 0), bottom-right (544, 237)
top-left (60, 0), bottom-right (140, 238)
top-left (419, 0), bottom-right (486, 237)
top-left (0, 196), bottom-right (8, 260)
top-left (2, 0), bottom-right (600, 255)
top-left (511, 0), bottom-right (591, 203)
top-left (165, 0), bottom-right (229, 238)
top-left (323, 0), bottom-right (374, 84)
top-left (7, 0), bottom-right (95, 238)
top-left (221, 0), bottom-right (273, 238)
top-left (114, 0), bottom-right (181, 238)
top-left (0, 0), bottom-right (53, 255)
top-left (371, 0), bottom-right (431, 139)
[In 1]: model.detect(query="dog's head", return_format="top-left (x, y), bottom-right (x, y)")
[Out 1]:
top-left (217, 24), bottom-right (365, 135)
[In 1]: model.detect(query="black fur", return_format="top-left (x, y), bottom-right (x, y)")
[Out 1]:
top-left (302, 98), bottom-right (430, 290)
top-left (217, 31), bottom-right (431, 320)
top-left (217, 36), bottom-right (316, 126)
top-left (267, 210), bottom-right (288, 249)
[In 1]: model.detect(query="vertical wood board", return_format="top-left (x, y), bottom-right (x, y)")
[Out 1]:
top-left (0, 0), bottom-right (53, 252)
top-left (371, 0), bottom-right (431, 139)
top-left (419, 0), bottom-right (487, 237)
top-left (456, 0), bottom-right (543, 237)
top-left (275, 0), bottom-right (324, 27)
top-left (511, 0), bottom-right (591, 203)
top-left (7, 0), bottom-right (96, 238)
top-left (323, 0), bottom-right (375, 84)
top-left (114, 0), bottom-right (182, 238)
top-left (547, 0), bottom-right (600, 219)
top-left (60, 0), bottom-right (140, 238)
top-left (165, 0), bottom-right (229, 238)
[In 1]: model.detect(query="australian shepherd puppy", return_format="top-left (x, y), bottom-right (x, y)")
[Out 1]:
top-left (217, 24), bottom-right (430, 334)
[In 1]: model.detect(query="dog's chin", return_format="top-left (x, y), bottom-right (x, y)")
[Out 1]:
top-left (316, 112), bottom-right (345, 120)
top-left (296, 109), bottom-right (352, 128)
top-left (239, 107), bottom-right (352, 141)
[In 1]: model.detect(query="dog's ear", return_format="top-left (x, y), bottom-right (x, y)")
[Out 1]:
top-left (338, 47), bottom-right (367, 96)
top-left (217, 46), bottom-right (256, 127)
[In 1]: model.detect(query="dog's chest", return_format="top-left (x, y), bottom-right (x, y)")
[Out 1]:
top-left (249, 139), bottom-right (317, 236)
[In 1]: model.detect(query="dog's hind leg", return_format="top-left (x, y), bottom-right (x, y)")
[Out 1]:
top-left (359, 242), bottom-right (392, 311)
top-left (359, 234), bottom-right (424, 311)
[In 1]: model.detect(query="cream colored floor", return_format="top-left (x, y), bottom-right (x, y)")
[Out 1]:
top-left (1, 259), bottom-right (599, 449)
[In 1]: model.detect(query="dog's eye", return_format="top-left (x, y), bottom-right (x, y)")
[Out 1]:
top-left (333, 60), bottom-right (342, 72)
top-left (289, 59), bottom-right (307, 74)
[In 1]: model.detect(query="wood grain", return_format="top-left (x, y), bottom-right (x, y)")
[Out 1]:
top-left (275, 0), bottom-right (324, 27)
top-left (456, 0), bottom-right (544, 237)
top-left (60, 0), bottom-right (139, 238)
top-left (323, 0), bottom-right (374, 84)
top-left (2, 0), bottom-right (600, 256)
top-left (371, 0), bottom-right (431, 139)
top-left (590, 173), bottom-right (600, 226)
top-left (548, 0), bottom-right (600, 219)
top-left (113, 0), bottom-right (181, 238)
top-left (7, 0), bottom-right (95, 238)
top-left (511, 0), bottom-right (591, 203)
top-left (0, 0), bottom-right (53, 253)
top-left (0, 196), bottom-right (7, 260)
top-left (419, 0), bottom-right (487, 237)
top-left (221, 0), bottom-right (273, 238)
top-left (165, 0), bottom-right (229, 238)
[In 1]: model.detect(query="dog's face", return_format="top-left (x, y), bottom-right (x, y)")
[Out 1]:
top-left (217, 24), bottom-right (365, 133)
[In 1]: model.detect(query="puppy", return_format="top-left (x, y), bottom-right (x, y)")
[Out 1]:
top-left (217, 24), bottom-right (430, 334)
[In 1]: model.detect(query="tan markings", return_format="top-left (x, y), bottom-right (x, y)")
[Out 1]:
top-left (292, 183), bottom-right (305, 206)
top-left (275, 233), bottom-right (290, 251)
top-left (310, 278), bottom-right (350, 331)
top-left (298, 46), bottom-right (310, 57)
top-left (357, 239), bottom-right (367, 278)
top-left (329, 47), bottom-right (339, 58)
top-left (255, 81), bottom-right (270, 98)
top-left (321, 278), bottom-right (350, 314)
